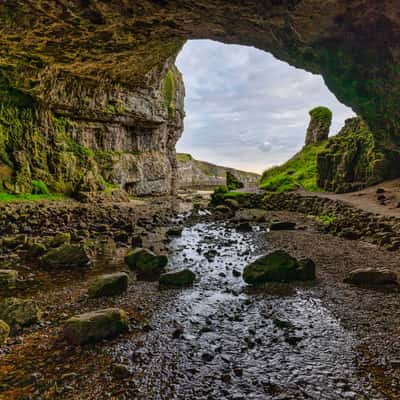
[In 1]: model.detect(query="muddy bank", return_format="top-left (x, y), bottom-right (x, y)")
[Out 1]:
top-left (0, 197), bottom-right (399, 399)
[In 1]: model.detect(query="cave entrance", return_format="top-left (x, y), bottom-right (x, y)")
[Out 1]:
top-left (175, 40), bottom-right (354, 175)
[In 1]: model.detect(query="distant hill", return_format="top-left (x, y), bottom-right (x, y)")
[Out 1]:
top-left (176, 153), bottom-right (260, 189)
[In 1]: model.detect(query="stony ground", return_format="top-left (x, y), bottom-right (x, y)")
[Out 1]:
top-left (0, 194), bottom-right (399, 399)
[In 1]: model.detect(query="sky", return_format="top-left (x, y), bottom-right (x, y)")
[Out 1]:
top-left (175, 40), bottom-right (355, 174)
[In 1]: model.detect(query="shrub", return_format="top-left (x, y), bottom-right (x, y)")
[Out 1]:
top-left (31, 180), bottom-right (49, 195)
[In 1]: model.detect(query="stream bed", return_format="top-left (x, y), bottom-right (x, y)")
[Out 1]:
top-left (113, 220), bottom-right (385, 400)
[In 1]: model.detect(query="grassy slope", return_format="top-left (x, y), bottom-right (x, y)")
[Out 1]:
top-left (260, 142), bottom-right (327, 192)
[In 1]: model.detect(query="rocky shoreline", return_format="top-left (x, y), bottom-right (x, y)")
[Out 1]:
top-left (0, 193), bottom-right (399, 399)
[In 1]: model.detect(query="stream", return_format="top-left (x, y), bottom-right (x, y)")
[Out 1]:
top-left (113, 219), bottom-right (385, 400)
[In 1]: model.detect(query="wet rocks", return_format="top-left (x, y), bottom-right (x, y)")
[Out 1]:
top-left (344, 268), bottom-right (398, 285)
top-left (243, 251), bottom-right (316, 285)
top-left (167, 227), bottom-right (183, 237)
top-left (88, 272), bottom-right (129, 298)
top-left (63, 308), bottom-right (129, 345)
top-left (159, 269), bottom-right (196, 287)
top-left (269, 221), bottom-right (296, 231)
top-left (40, 244), bottom-right (90, 268)
top-left (0, 297), bottom-right (41, 332)
top-left (0, 320), bottom-right (10, 345)
top-left (0, 269), bottom-right (18, 289)
top-left (124, 248), bottom-right (168, 281)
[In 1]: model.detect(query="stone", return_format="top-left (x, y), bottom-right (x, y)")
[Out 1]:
top-left (0, 297), bottom-right (41, 332)
top-left (0, 270), bottom-right (18, 289)
top-left (344, 268), bottom-right (398, 285)
top-left (235, 222), bottom-right (252, 232)
top-left (167, 227), bottom-right (183, 237)
top-left (224, 199), bottom-right (240, 210)
top-left (112, 363), bottom-right (131, 379)
top-left (305, 107), bottom-right (332, 145)
top-left (88, 272), bottom-right (129, 298)
top-left (63, 308), bottom-right (129, 345)
top-left (297, 258), bottom-right (317, 281)
top-left (0, 320), bottom-right (10, 345)
top-left (269, 221), bottom-right (296, 231)
top-left (40, 244), bottom-right (90, 268)
top-left (28, 242), bottom-right (47, 257)
top-left (159, 269), bottom-right (196, 287)
top-left (243, 251), bottom-right (316, 285)
top-left (49, 232), bottom-right (71, 248)
top-left (124, 248), bottom-right (168, 280)
top-left (233, 209), bottom-right (268, 222)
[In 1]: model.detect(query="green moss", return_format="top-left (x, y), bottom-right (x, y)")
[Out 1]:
top-left (309, 107), bottom-right (332, 127)
top-left (31, 179), bottom-right (49, 195)
top-left (260, 142), bottom-right (327, 193)
top-left (0, 193), bottom-right (67, 202)
top-left (163, 69), bottom-right (175, 117)
top-left (176, 153), bottom-right (193, 162)
top-left (226, 171), bottom-right (244, 191)
top-left (315, 214), bottom-right (337, 226)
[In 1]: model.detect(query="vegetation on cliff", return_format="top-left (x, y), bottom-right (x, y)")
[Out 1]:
top-left (260, 142), bottom-right (327, 193)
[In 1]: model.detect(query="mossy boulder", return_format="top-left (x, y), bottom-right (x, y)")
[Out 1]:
top-left (124, 248), bottom-right (168, 281)
top-left (27, 242), bottom-right (47, 257)
top-left (305, 107), bottom-right (332, 145)
top-left (0, 320), bottom-right (10, 345)
top-left (63, 308), bottom-right (129, 345)
top-left (49, 232), bottom-right (71, 248)
top-left (0, 297), bottom-right (41, 332)
top-left (40, 244), bottom-right (90, 268)
top-left (159, 269), bottom-right (196, 287)
top-left (0, 269), bottom-right (18, 289)
top-left (242, 251), bottom-right (316, 285)
top-left (88, 272), bottom-right (129, 298)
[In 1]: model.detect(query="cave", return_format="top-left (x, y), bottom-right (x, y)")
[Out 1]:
top-left (0, 1), bottom-right (399, 195)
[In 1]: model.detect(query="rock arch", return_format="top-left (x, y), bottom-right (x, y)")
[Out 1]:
top-left (0, 1), bottom-right (399, 195)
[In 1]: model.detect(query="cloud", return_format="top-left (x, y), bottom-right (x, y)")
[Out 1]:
top-left (176, 40), bottom-right (355, 173)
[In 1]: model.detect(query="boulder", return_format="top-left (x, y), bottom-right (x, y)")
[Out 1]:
top-left (0, 270), bottom-right (18, 289)
top-left (233, 209), bottom-right (268, 223)
top-left (269, 221), bottom-right (296, 231)
top-left (88, 272), bottom-right (129, 298)
top-left (0, 320), bottom-right (10, 345)
top-left (344, 268), bottom-right (398, 285)
top-left (63, 308), bottom-right (129, 345)
top-left (159, 269), bottom-right (196, 287)
top-left (124, 248), bottom-right (168, 280)
top-left (49, 232), bottom-right (71, 248)
top-left (167, 227), bottom-right (183, 237)
top-left (40, 244), bottom-right (90, 268)
top-left (0, 297), bottom-right (41, 332)
top-left (243, 251), bottom-right (316, 285)
top-left (28, 242), bottom-right (47, 257)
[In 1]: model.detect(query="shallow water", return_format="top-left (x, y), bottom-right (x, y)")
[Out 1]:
top-left (115, 221), bottom-right (386, 400)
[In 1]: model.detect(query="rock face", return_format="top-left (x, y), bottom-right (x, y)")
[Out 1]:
top-left (1, 2), bottom-right (399, 194)
top-left (63, 308), bottom-right (129, 345)
top-left (242, 251), bottom-right (316, 285)
top-left (317, 118), bottom-right (392, 193)
top-left (0, 270), bottom-right (18, 289)
top-left (0, 320), bottom-right (10, 345)
top-left (305, 107), bottom-right (332, 146)
top-left (177, 154), bottom-right (259, 190)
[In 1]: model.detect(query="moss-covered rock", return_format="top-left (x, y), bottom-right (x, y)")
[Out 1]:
top-left (63, 308), bottom-right (129, 345)
top-left (305, 107), bottom-right (332, 145)
top-left (0, 269), bottom-right (18, 289)
top-left (40, 244), bottom-right (90, 268)
top-left (124, 248), bottom-right (168, 281)
top-left (242, 251), bottom-right (316, 285)
top-left (27, 242), bottom-right (47, 257)
top-left (0, 297), bottom-right (41, 332)
top-left (159, 269), bottom-right (196, 287)
top-left (0, 320), bottom-right (10, 345)
top-left (48, 232), bottom-right (71, 248)
top-left (344, 268), bottom-right (398, 285)
top-left (88, 272), bottom-right (129, 298)
top-left (317, 118), bottom-right (392, 193)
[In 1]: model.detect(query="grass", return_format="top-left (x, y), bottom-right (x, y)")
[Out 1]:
top-left (0, 193), bottom-right (67, 202)
top-left (260, 142), bottom-right (327, 192)
top-left (315, 214), bottom-right (337, 226)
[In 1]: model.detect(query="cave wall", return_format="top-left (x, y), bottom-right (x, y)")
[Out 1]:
top-left (0, 1), bottom-right (399, 195)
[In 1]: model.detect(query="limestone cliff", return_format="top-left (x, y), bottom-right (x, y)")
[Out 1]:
top-left (1, 1), bottom-right (400, 195)
top-left (177, 154), bottom-right (259, 190)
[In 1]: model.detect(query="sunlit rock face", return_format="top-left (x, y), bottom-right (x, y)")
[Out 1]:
top-left (0, 1), bottom-right (399, 194)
